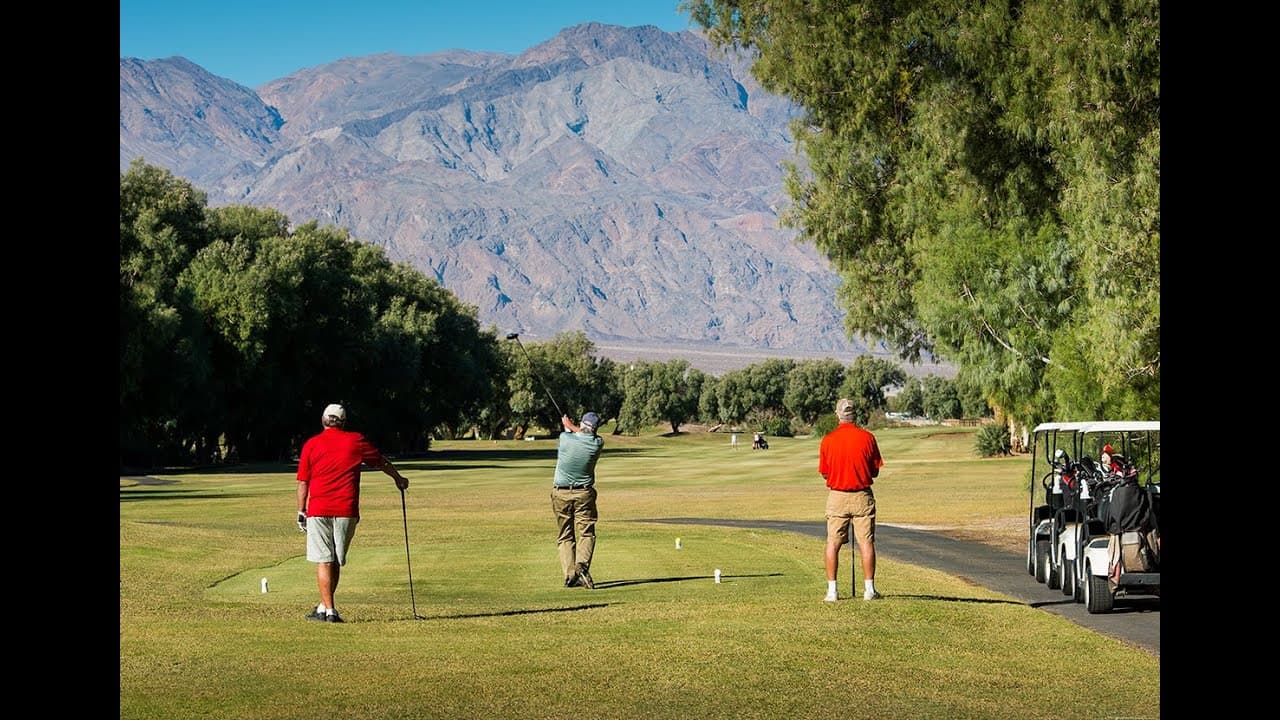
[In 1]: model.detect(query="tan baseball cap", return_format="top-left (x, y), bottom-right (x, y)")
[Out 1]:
top-left (836, 398), bottom-right (856, 422)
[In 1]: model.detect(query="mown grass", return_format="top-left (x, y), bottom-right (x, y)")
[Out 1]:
top-left (120, 426), bottom-right (1158, 719)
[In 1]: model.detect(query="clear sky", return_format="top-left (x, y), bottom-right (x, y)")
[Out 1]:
top-left (120, 1), bottom-right (697, 89)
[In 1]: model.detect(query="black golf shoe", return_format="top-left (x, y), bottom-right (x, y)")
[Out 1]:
top-left (576, 563), bottom-right (595, 590)
top-left (326, 611), bottom-right (345, 623)
top-left (564, 574), bottom-right (581, 588)
top-left (305, 608), bottom-right (327, 622)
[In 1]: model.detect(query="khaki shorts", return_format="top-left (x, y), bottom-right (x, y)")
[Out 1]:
top-left (306, 516), bottom-right (359, 565)
top-left (826, 489), bottom-right (875, 547)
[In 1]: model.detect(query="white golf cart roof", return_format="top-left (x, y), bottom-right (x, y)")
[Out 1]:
top-left (1032, 421), bottom-right (1095, 433)
top-left (1078, 421), bottom-right (1160, 434)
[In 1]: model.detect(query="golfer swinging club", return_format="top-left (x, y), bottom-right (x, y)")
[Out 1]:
top-left (296, 403), bottom-right (409, 622)
top-left (552, 411), bottom-right (604, 589)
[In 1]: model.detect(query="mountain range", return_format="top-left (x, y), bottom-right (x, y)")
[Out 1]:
top-left (120, 22), bottom-right (887, 365)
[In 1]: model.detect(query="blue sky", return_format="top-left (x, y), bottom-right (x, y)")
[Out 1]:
top-left (120, 1), bottom-right (696, 89)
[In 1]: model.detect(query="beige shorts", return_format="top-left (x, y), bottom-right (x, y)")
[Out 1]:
top-left (826, 489), bottom-right (876, 547)
top-left (306, 516), bottom-right (359, 565)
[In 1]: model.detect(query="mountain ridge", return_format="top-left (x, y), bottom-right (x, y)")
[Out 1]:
top-left (120, 23), bottom-right (894, 366)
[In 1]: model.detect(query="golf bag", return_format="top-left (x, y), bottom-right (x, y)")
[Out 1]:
top-left (1104, 474), bottom-right (1159, 577)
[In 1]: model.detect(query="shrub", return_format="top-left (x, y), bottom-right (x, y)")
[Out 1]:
top-left (788, 416), bottom-right (810, 436)
top-left (761, 417), bottom-right (793, 437)
top-left (975, 424), bottom-right (1012, 457)
top-left (864, 410), bottom-right (890, 431)
top-left (810, 413), bottom-right (838, 437)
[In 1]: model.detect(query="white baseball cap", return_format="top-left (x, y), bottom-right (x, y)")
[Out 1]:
top-left (322, 403), bottom-right (347, 422)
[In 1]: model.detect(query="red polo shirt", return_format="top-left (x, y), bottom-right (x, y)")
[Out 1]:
top-left (297, 427), bottom-right (386, 518)
top-left (818, 422), bottom-right (883, 492)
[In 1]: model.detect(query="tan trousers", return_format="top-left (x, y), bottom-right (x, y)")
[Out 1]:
top-left (551, 487), bottom-right (598, 577)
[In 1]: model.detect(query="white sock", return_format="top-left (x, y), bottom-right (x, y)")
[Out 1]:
top-left (864, 579), bottom-right (876, 594)
top-left (317, 604), bottom-right (327, 613)
top-left (827, 580), bottom-right (837, 594)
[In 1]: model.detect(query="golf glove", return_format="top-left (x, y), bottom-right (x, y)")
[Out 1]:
top-left (297, 511), bottom-right (307, 533)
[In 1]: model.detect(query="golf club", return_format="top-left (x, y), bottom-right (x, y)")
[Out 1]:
top-left (505, 332), bottom-right (565, 417)
top-left (401, 487), bottom-right (424, 620)
top-left (849, 520), bottom-right (856, 598)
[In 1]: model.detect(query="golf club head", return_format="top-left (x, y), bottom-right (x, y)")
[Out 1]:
top-left (505, 333), bottom-right (520, 340)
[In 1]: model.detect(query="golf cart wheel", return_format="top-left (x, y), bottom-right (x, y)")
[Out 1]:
top-left (1046, 552), bottom-right (1061, 590)
top-left (1084, 561), bottom-right (1114, 614)
top-left (1061, 558), bottom-right (1076, 597)
top-left (1026, 538), bottom-right (1036, 576)
top-left (1035, 540), bottom-right (1050, 584)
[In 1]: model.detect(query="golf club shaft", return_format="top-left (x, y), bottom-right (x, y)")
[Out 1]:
top-left (401, 488), bottom-right (419, 618)
top-left (509, 336), bottom-right (565, 417)
top-left (850, 520), bottom-right (856, 597)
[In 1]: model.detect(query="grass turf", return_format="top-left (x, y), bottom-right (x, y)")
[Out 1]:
top-left (120, 426), bottom-right (1159, 719)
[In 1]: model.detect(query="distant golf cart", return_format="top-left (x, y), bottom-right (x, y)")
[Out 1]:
top-left (1027, 421), bottom-right (1160, 613)
top-left (1073, 421), bottom-right (1161, 613)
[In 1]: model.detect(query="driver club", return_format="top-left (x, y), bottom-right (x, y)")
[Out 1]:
top-left (505, 333), bottom-right (565, 417)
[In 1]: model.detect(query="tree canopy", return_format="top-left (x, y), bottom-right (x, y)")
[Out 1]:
top-left (120, 160), bottom-right (503, 465)
top-left (685, 0), bottom-right (1159, 427)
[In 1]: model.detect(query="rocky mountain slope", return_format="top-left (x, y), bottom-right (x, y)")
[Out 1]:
top-left (120, 23), bottom-right (879, 358)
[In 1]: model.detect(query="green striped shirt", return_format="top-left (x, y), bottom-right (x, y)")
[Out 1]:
top-left (553, 431), bottom-right (604, 487)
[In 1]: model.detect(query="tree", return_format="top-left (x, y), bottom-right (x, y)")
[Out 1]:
top-left (120, 160), bottom-right (214, 466)
top-left (594, 357), bottom-right (626, 435)
top-left (922, 375), bottom-right (961, 421)
top-left (710, 368), bottom-right (752, 426)
top-left (697, 374), bottom-right (721, 426)
top-left (123, 160), bottom-right (502, 463)
top-left (744, 358), bottom-right (796, 424)
top-left (507, 332), bottom-right (608, 433)
top-left (784, 358), bottom-right (846, 425)
top-left (619, 360), bottom-right (705, 434)
top-left (686, 0), bottom-right (1160, 427)
top-left (895, 377), bottom-right (925, 417)
top-left (955, 371), bottom-right (993, 419)
top-left (835, 356), bottom-right (905, 425)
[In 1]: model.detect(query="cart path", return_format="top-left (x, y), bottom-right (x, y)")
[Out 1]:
top-left (638, 518), bottom-right (1159, 657)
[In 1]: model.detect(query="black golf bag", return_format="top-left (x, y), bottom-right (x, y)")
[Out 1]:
top-left (1103, 472), bottom-right (1159, 575)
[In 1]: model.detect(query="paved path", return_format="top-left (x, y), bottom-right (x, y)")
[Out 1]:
top-left (641, 518), bottom-right (1159, 657)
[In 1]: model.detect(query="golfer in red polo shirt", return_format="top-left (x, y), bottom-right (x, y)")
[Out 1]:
top-left (296, 403), bottom-right (409, 622)
top-left (818, 398), bottom-right (884, 602)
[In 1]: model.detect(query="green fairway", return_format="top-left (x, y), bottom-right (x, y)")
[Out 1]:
top-left (120, 426), bottom-right (1159, 719)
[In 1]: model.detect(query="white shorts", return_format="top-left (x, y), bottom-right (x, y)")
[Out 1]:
top-left (306, 516), bottom-right (359, 565)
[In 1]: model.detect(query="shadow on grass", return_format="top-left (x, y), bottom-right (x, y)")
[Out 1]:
top-left (408, 603), bottom-right (611, 621)
top-left (120, 488), bottom-right (250, 502)
top-left (595, 572), bottom-right (783, 589)
top-left (890, 593), bottom-right (1024, 606)
top-left (120, 446), bottom-right (654, 478)
top-left (122, 462), bottom-right (300, 477)
top-left (121, 477), bottom-right (180, 486)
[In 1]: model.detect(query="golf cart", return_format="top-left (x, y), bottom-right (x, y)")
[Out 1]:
top-left (1027, 422), bottom-right (1092, 591)
top-left (1070, 421), bottom-right (1161, 613)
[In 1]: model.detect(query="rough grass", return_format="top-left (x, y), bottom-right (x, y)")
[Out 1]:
top-left (120, 427), bottom-right (1158, 719)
